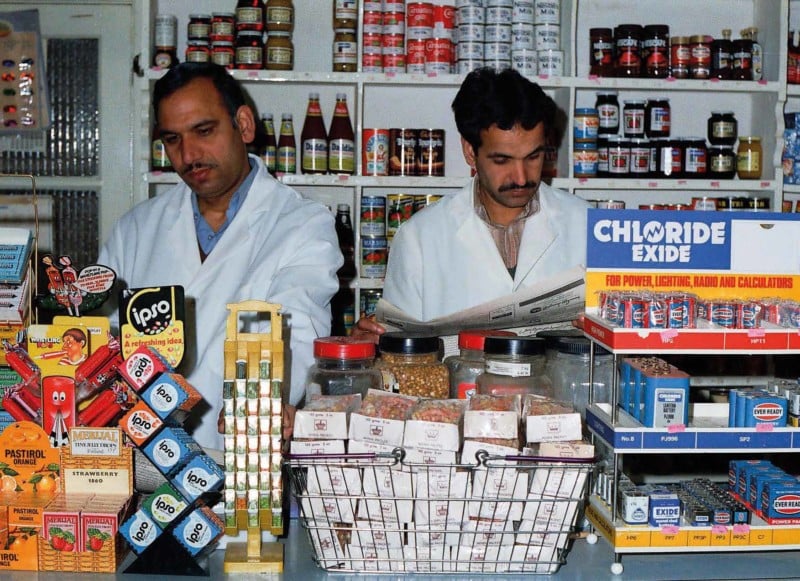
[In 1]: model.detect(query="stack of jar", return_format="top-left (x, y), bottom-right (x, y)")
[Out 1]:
top-left (364, 1), bottom-right (454, 73)
top-left (234, 0), bottom-right (294, 71)
top-left (456, 0), bottom-right (563, 76)
top-left (333, 1), bottom-right (358, 72)
top-left (589, 23), bottom-right (762, 81)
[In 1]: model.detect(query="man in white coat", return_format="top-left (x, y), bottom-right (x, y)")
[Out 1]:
top-left (353, 67), bottom-right (589, 338)
top-left (99, 63), bottom-right (341, 450)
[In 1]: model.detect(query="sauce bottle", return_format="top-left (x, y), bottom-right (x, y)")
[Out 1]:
top-left (711, 29), bottom-right (733, 80)
top-left (328, 93), bottom-right (355, 175)
top-left (260, 113), bottom-right (277, 175)
top-left (276, 113), bottom-right (296, 175)
top-left (331, 203), bottom-right (356, 335)
top-left (300, 93), bottom-right (328, 174)
top-left (748, 27), bottom-right (763, 81)
top-left (151, 125), bottom-right (172, 171)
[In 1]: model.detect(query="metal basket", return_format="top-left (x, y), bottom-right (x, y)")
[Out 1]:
top-left (285, 448), bottom-right (595, 574)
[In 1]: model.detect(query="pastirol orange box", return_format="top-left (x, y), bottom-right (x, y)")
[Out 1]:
top-left (0, 492), bottom-right (53, 571)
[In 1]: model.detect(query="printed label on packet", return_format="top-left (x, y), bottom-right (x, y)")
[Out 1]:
top-left (144, 483), bottom-right (189, 528)
top-left (172, 508), bottom-right (222, 556)
top-left (141, 374), bottom-right (188, 418)
top-left (120, 401), bottom-right (163, 446)
top-left (143, 426), bottom-right (197, 475)
top-left (173, 456), bottom-right (224, 502)
top-left (120, 510), bottom-right (161, 554)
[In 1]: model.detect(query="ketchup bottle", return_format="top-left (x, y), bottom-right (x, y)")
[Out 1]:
top-left (276, 113), bottom-right (296, 175)
top-left (300, 92), bottom-right (328, 174)
top-left (328, 93), bottom-right (355, 175)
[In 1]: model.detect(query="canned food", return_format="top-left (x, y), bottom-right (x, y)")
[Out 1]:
top-left (383, 12), bottom-right (406, 35)
top-left (534, 24), bottom-right (560, 50)
top-left (361, 237), bottom-right (388, 278)
top-left (537, 49), bottom-right (563, 76)
top-left (383, 33), bottom-right (406, 54)
top-left (691, 196), bottom-right (718, 211)
top-left (387, 193), bottom-right (414, 238)
top-left (416, 128), bottom-right (445, 176)
top-left (534, 0), bottom-right (560, 24)
top-left (389, 128), bottom-right (418, 176)
top-left (361, 195), bottom-right (387, 237)
top-left (382, 52), bottom-right (407, 73)
top-left (511, 24), bottom-right (534, 49)
top-left (362, 128), bottom-right (390, 175)
top-left (593, 199), bottom-right (626, 209)
top-left (413, 194), bottom-right (443, 213)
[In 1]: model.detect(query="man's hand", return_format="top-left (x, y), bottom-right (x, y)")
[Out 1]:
top-left (350, 315), bottom-right (386, 344)
top-left (282, 403), bottom-right (296, 444)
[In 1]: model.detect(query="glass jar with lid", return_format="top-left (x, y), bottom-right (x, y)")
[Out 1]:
top-left (547, 337), bottom-right (614, 419)
top-left (375, 333), bottom-right (449, 398)
top-left (737, 136), bottom-right (762, 179)
top-left (476, 336), bottom-right (552, 398)
top-left (305, 337), bottom-right (383, 400)
top-left (444, 330), bottom-right (517, 400)
top-left (265, 31), bottom-right (294, 70)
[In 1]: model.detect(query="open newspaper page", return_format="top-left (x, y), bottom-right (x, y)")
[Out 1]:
top-left (376, 266), bottom-right (587, 357)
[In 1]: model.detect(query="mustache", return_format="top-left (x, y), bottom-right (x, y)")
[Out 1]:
top-left (498, 180), bottom-right (539, 192)
top-left (179, 162), bottom-right (215, 176)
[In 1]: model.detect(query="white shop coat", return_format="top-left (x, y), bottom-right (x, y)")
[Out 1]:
top-left (98, 155), bottom-right (342, 450)
top-left (383, 178), bottom-right (590, 322)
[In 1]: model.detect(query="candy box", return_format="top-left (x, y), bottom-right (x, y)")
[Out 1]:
top-left (38, 493), bottom-right (94, 571)
top-left (171, 505), bottom-right (224, 557)
top-left (78, 494), bottom-right (132, 573)
top-left (0, 492), bottom-right (52, 571)
top-left (142, 482), bottom-right (189, 529)
top-left (118, 400), bottom-right (163, 447)
top-left (142, 426), bottom-right (201, 477)
top-left (171, 454), bottom-right (224, 503)
top-left (119, 508), bottom-right (162, 556)
top-left (139, 372), bottom-right (201, 420)
top-left (117, 345), bottom-right (173, 392)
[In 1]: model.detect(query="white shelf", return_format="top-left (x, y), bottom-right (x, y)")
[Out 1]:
top-left (554, 178), bottom-right (780, 192)
top-left (147, 172), bottom-right (469, 189)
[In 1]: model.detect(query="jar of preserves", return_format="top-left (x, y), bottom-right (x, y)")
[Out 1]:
top-left (614, 24), bottom-right (643, 77)
top-left (689, 34), bottom-right (711, 79)
top-left (573, 108), bottom-right (599, 142)
top-left (629, 138), bottom-right (650, 177)
top-left (683, 137), bottom-right (708, 177)
top-left (375, 333), bottom-right (449, 398)
top-left (211, 41), bottom-right (235, 68)
top-left (236, 0), bottom-right (265, 32)
top-left (573, 142), bottom-right (598, 178)
top-left (235, 30), bottom-right (264, 69)
top-left (622, 100), bottom-right (645, 138)
top-left (266, 0), bottom-right (294, 33)
top-left (185, 41), bottom-right (210, 63)
top-left (333, 29), bottom-right (358, 72)
top-left (670, 35), bottom-right (690, 78)
top-left (597, 136), bottom-right (609, 176)
top-left (444, 330), bottom-right (516, 400)
top-left (153, 14), bottom-right (178, 69)
top-left (737, 136), bottom-right (762, 179)
top-left (707, 111), bottom-right (737, 146)
top-left (476, 336), bottom-right (552, 398)
top-left (644, 98), bottom-right (670, 138)
top-left (708, 146), bottom-right (736, 179)
top-left (642, 24), bottom-right (669, 78)
top-left (188, 14), bottom-right (212, 41)
top-left (211, 13), bottom-right (236, 42)
top-left (595, 91), bottom-right (620, 135)
top-left (654, 138), bottom-right (683, 178)
top-left (266, 31), bottom-right (294, 70)
top-left (305, 337), bottom-right (384, 399)
top-left (589, 27), bottom-right (614, 77)
top-left (607, 135), bottom-right (631, 177)
top-left (334, 0), bottom-right (358, 29)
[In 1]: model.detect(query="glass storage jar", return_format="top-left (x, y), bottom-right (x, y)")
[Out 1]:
top-left (547, 337), bottom-right (614, 419)
top-left (375, 333), bottom-right (449, 398)
top-left (444, 329), bottom-right (516, 400)
top-left (476, 336), bottom-right (552, 398)
top-left (305, 336), bottom-right (383, 400)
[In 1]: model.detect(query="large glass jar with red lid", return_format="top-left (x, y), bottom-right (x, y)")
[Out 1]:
top-left (305, 336), bottom-right (383, 400)
top-left (375, 333), bottom-right (449, 399)
top-left (475, 336), bottom-right (553, 398)
top-left (444, 330), bottom-right (517, 400)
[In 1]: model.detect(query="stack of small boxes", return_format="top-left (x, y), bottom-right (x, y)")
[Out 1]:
top-left (116, 346), bottom-right (226, 559)
top-left (618, 357), bottom-right (690, 428)
top-left (221, 355), bottom-right (283, 533)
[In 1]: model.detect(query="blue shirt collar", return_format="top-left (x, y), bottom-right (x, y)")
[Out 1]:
top-left (192, 157), bottom-right (257, 256)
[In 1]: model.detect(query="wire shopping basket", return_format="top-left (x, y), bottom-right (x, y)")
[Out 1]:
top-left (285, 449), bottom-right (595, 574)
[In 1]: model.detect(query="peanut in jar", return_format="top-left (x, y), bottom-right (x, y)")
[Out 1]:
top-left (375, 333), bottom-right (450, 399)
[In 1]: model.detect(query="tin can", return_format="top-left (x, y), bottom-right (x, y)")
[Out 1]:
top-left (407, 2), bottom-right (434, 39)
top-left (363, 32), bottom-right (382, 53)
top-left (425, 38), bottom-right (454, 73)
top-left (382, 33), bottom-right (406, 54)
top-left (748, 196), bottom-right (770, 211)
top-left (360, 289), bottom-right (383, 319)
top-left (432, 5), bottom-right (456, 40)
top-left (361, 195), bottom-right (387, 237)
top-left (407, 39), bottom-right (427, 73)
top-left (417, 128), bottom-right (445, 176)
top-left (382, 52), bottom-right (406, 73)
top-left (537, 49), bottom-right (563, 76)
top-left (511, 48), bottom-right (537, 76)
top-left (534, 0), bottom-right (560, 24)
top-left (413, 194), bottom-right (443, 213)
top-left (361, 237), bottom-right (388, 278)
top-left (535, 24), bottom-right (560, 50)
top-left (387, 193), bottom-right (415, 238)
top-left (362, 52), bottom-right (383, 72)
top-left (362, 10), bottom-right (383, 34)
top-left (383, 12), bottom-right (406, 35)
top-left (593, 199), bottom-right (626, 209)
top-left (691, 196), bottom-right (718, 211)
top-left (362, 128), bottom-right (390, 176)
top-left (389, 128), bottom-right (418, 176)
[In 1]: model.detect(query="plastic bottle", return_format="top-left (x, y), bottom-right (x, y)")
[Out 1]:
top-left (276, 113), bottom-right (296, 175)
top-left (305, 337), bottom-right (383, 399)
top-left (328, 93), bottom-right (355, 175)
top-left (260, 113), bottom-right (277, 175)
top-left (301, 93), bottom-right (328, 174)
top-left (444, 330), bottom-right (517, 400)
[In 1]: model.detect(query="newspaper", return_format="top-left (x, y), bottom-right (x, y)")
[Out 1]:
top-left (375, 266), bottom-right (587, 356)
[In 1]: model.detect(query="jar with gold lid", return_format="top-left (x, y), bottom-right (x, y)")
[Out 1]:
top-left (266, 31), bottom-right (294, 70)
top-left (266, 0), bottom-right (294, 33)
top-left (737, 136), bottom-right (762, 180)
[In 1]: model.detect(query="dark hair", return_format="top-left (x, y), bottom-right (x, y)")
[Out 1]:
top-left (62, 328), bottom-right (86, 345)
top-left (153, 62), bottom-right (246, 126)
top-left (451, 67), bottom-right (558, 153)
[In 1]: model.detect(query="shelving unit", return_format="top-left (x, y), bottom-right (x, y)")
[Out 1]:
top-left (134, 0), bottom-right (793, 310)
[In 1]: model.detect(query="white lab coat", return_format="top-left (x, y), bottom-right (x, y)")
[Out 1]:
top-left (383, 178), bottom-right (590, 321)
top-left (98, 155), bottom-right (342, 450)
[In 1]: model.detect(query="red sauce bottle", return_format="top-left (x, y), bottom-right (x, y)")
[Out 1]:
top-left (328, 93), bottom-right (355, 175)
top-left (301, 93), bottom-right (328, 174)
